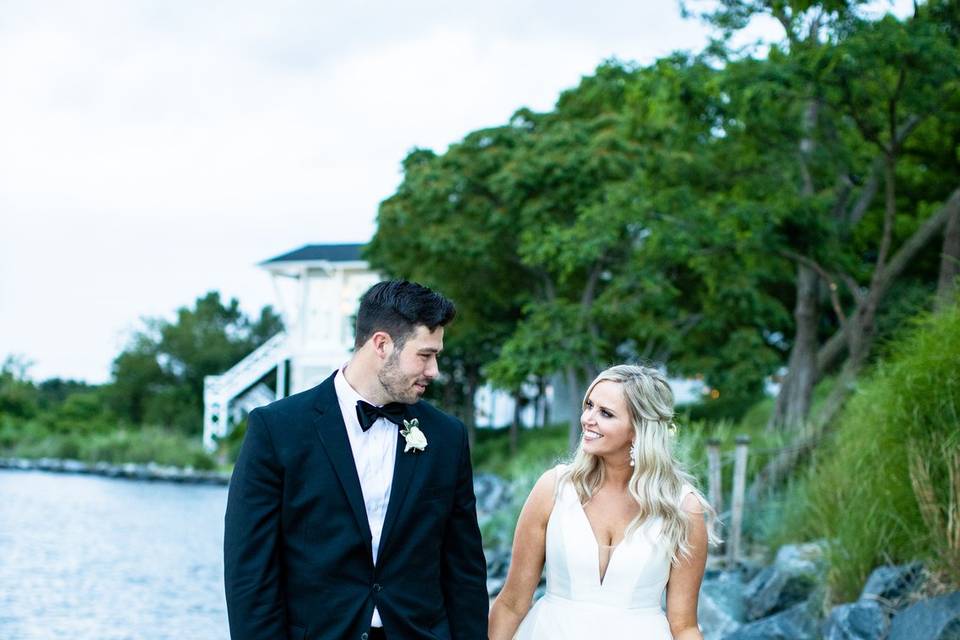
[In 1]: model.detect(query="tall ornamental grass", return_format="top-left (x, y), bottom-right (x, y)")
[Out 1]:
top-left (777, 303), bottom-right (960, 601)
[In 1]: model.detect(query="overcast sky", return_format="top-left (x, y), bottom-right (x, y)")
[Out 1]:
top-left (0, 1), bottom-right (910, 383)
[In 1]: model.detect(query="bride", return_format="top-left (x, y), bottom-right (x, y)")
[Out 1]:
top-left (489, 365), bottom-right (718, 639)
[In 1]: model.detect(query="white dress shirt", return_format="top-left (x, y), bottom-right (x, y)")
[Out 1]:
top-left (333, 367), bottom-right (398, 629)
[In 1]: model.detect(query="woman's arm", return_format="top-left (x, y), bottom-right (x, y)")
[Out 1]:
top-left (665, 493), bottom-right (709, 640)
top-left (488, 468), bottom-right (557, 640)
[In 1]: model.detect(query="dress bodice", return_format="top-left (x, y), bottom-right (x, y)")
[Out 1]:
top-left (514, 468), bottom-right (700, 639)
top-left (543, 475), bottom-right (673, 610)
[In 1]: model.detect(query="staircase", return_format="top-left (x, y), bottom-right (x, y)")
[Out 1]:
top-left (203, 331), bottom-right (289, 451)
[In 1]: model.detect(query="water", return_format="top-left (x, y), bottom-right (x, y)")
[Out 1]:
top-left (0, 470), bottom-right (229, 640)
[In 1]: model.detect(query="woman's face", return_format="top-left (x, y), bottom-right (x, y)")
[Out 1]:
top-left (580, 380), bottom-right (634, 459)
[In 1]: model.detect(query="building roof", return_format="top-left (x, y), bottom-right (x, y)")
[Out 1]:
top-left (261, 243), bottom-right (365, 265)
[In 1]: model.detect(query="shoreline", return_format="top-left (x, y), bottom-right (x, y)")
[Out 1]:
top-left (0, 457), bottom-right (230, 485)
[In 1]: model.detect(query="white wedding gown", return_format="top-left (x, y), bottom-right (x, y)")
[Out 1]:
top-left (515, 470), bottom-right (694, 639)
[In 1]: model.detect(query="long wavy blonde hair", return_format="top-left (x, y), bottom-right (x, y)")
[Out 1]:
top-left (560, 364), bottom-right (719, 563)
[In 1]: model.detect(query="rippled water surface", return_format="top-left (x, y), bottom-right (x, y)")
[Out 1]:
top-left (0, 470), bottom-right (229, 640)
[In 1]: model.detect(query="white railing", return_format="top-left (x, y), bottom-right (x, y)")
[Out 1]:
top-left (203, 331), bottom-right (289, 450)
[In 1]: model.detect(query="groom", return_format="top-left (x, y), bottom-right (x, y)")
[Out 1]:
top-left (224, 281), bottom-right (488, 640)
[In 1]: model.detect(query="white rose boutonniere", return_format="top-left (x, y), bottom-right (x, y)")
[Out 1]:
top-left (401, 418), bottom-right (427, 453)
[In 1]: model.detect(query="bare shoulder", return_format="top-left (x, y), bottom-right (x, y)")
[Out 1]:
top-left (522, 466), bottom-right (562, 523)
top-left (681, 491), bottom-right (706, 515)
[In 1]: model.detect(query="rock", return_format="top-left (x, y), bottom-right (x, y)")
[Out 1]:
top-left (822, 600), bottom-right (889, 640)
top-left (0, 456), bottom-right (230, 484)
top-left (723, 602), bottom-right (818, 640)
top-left (703, 570), bottom-right (747, 620)
top-left (743, 543), bottom-right (826, 620)
top-left (486, 576), bottom-right (505, 598)
top-left (700, 569), bottom-right (747, 639)
top-left (474, 473), bottom-right (511, 515)
top-left (861, 563), bottom-right (925, 608)
top-left (889, 591), bottom-right (960, 640)
top-left (485, 548), bottom-right (512, 580)
top-left (697, 568), bottom-right (745, 640)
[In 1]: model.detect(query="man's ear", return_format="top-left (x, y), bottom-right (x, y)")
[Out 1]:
top-left (370, 331), bottom-right (393, 359)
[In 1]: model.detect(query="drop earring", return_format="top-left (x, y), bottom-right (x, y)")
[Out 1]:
top-left (628, 441), bottom-right (637, 467)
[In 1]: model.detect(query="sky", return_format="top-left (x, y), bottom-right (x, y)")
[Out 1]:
top-left (0, 1), bottom-right (911, 383)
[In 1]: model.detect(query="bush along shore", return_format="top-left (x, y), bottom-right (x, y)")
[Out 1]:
top-left (0, 456), bottom-right (229, 485)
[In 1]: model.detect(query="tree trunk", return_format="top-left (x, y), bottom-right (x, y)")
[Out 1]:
top-left (936, 204), bottom-right (960, 310)
top-left (750, 185), bottom-right (960, 499)
top-left (510, 390), bottom-right (522, 457)
top-left (534, 376), bottom-right (546, 428)
top-left (770, 97), bottom-right (822, 431)
top-left (768, 264), bottom-right (820, 431)
top-left (565, 365), bottom-right (583, 453)
top-left (464, 368), bottom-right (478, 452)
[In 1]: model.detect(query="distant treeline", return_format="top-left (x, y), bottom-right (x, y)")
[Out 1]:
top-left (0, 292), bottom-right (281, 467)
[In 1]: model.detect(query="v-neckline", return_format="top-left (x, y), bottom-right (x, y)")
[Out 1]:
top-left (574, 497), bottom-right (627, 586)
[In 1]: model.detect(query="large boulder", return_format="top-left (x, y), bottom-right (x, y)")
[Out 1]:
top-left (743, 543), bottom-right (826, 620)
top-left (700, 570), bottom-right (747, 639)
top-left (723, 602), bottom-right (818, 640)
top-left (822, 600), bottom-right (889, 640)
top-left (888, 591), bottom-right (960, 640)
top-left (861, 562), bottom-right (925, 608)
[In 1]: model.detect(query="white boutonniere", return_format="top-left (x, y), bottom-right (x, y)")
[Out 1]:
top-left (400, 418), bottom-right (427, 453)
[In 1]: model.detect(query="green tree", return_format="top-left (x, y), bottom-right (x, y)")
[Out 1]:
top-left (108, 292), bottom-right (283, 433)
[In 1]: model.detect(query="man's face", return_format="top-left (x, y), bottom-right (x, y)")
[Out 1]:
top-left (377, 325), bottom-right (444, 404)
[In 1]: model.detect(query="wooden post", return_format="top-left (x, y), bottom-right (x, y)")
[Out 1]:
top-left (707, 438), bottom-right (723, 516)
top-left (727, 435), bottom-right (750, 566)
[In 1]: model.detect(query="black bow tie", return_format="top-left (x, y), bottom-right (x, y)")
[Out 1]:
top-left (356, 400), bottom-right (407, 432)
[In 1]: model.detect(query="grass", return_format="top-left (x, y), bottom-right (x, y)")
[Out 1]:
top-left (767, 303), bottom-right (960, 601)
top-left (0, 418), bottom-right (217, 470)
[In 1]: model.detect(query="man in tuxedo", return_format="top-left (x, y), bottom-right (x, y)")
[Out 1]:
top-left (224, 281), bottom-right (488, 640)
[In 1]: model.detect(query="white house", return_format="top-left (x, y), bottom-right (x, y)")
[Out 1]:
top-left (202, 244), bottom-right (379, 450)
top-left (202, 243), bottom-right (539, 451)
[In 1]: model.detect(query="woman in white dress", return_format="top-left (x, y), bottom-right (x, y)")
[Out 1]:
top-left (489, 364), bottom-right (718, 639)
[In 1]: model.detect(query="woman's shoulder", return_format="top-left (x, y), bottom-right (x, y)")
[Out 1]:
top-left (524, 464), bottom-right (569, 520)
top-left (678, 482), bottom-right (708, 514)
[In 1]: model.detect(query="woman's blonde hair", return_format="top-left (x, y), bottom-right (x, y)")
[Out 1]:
top-left (560, 364), bottom-right (719, 562)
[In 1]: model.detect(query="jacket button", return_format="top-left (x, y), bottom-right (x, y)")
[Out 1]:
top-left (361, 634), bottom-right (368, 640)
top-left (373, 583), bottom-right (383, 592)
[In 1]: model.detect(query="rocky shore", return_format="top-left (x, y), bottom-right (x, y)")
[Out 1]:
top-left (0, 456), bottom-right (230, 485)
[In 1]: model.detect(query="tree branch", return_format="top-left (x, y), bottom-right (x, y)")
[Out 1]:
top-left (817, 186), bottom-right (960, 375)
top-left (845, 114), bottom-right (924, 228)
top-left (779, 250), bottom-right (848, 327)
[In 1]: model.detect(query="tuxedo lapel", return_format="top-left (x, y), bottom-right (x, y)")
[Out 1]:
top-left (377, 405), bottom-right (423, 561)
top-left (312, 376), bottom-right (373, 547)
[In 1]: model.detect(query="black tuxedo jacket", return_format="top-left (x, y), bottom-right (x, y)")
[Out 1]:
top-left (224, 373), bottom-right (488, 640)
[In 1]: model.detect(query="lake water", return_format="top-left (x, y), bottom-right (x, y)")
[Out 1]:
top-left (0, 470), bottom-right (229, 640)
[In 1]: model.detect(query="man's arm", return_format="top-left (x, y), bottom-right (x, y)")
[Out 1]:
top-left (441, 422), bottom-right (489, 640)
top-left (223, 409), bottom-right (286, 640)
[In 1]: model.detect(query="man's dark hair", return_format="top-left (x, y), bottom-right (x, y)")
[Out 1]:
top-left (354, 280), bottom-right (456, 349)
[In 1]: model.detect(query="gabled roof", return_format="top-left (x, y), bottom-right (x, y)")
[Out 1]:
top-left (261, 243), bottom-right (365, 265)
